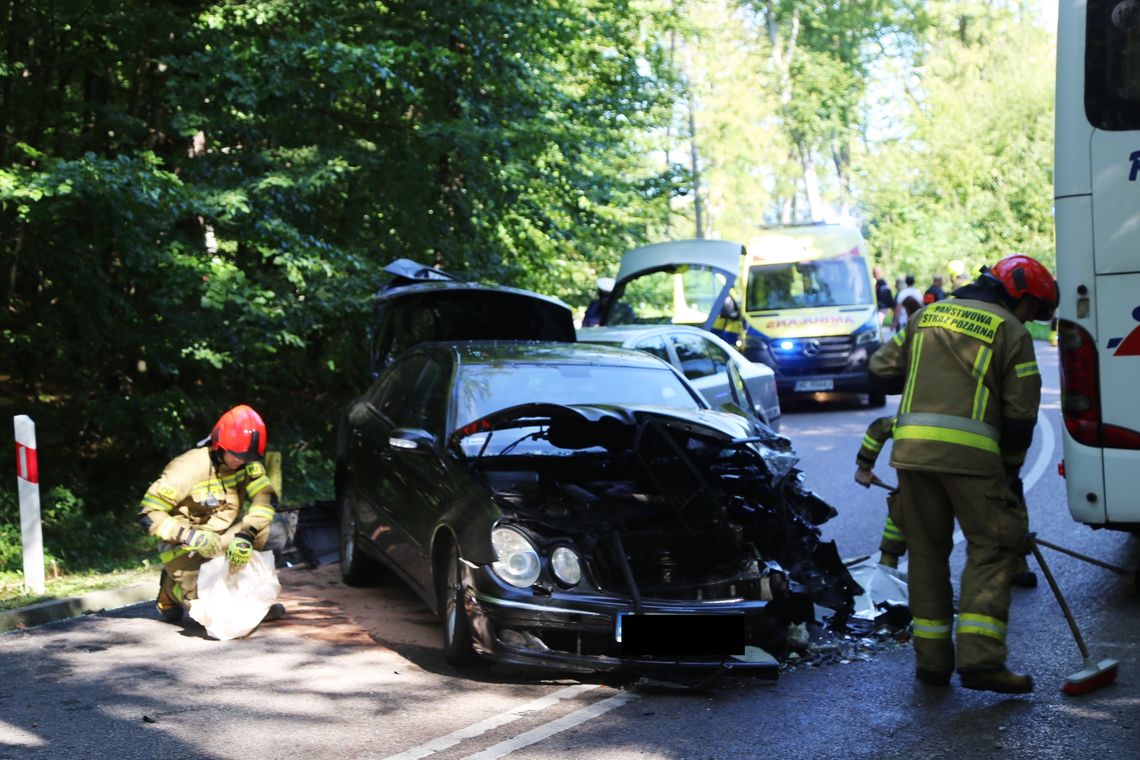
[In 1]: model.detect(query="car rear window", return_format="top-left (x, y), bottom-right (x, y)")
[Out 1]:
top-left (455, 362), bottom-right (700, 430)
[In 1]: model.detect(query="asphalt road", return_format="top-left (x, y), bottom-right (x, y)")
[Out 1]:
top-left (2, 341), bottom-right (1138, 759)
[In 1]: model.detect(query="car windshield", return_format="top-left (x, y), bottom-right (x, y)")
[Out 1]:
top-left (746, 255), bottom-right (871, 310)
top-left (454, 362), bottom-right (700, 454)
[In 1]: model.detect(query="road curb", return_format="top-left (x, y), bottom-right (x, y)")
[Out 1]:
top-left (0, 580), bottom-right (159, 634)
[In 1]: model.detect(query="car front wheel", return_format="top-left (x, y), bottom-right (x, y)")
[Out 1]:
top-left (438, 541), bottom-right (478, 666)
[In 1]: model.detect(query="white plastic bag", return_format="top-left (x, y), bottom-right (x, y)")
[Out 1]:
top-left (189, 550), bottom-right (281, 640)
top-left (847, 556), bottom-right (909, 622)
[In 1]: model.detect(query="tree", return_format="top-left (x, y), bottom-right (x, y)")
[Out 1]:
top-left (858, 1), bottom-right (1055, 279)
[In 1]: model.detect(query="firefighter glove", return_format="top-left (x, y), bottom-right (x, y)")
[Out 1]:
top-left (186, 528), bottom-right (222, 558)
top-left (227, 533), bottom-right (254, 567)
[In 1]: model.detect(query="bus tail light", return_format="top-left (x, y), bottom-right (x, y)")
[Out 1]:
top-left (1058, 319), bottom-right (1140, 449)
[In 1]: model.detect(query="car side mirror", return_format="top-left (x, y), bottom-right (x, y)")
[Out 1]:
top-left (388, 428), bottom-right (437, 454)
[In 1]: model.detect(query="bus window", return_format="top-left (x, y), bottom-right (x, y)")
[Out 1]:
top-left (1086, 0), bottom-right (1140, 130)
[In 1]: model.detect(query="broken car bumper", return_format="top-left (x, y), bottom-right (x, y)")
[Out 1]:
top-left (464, 566), bottom-right (780, 678)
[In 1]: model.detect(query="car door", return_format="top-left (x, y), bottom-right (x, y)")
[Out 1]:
top-left (378, 353), bottom-right (458, 594)
top-left (668, 331), bottom-right (733, 408)
top-left (356, 353), bottom-right (440, 593)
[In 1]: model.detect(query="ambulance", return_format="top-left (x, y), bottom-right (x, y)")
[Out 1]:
top-left (738, 223), bottom-right (885, 407)
top-left (1054, 0), bottom-right (1140, 530)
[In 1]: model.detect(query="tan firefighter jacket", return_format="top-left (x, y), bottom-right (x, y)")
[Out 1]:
top-left (138, 446), bottom-right (277, 548)
top-left (869, 298), bottom-right (1041, 476)
top-left (856, 415), bottom-right (895, 471)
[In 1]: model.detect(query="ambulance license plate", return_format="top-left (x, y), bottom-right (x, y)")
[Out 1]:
top-left (794, 379), bottom-right (833, 392)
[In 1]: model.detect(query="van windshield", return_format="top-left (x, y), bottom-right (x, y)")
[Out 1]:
top-left (745, 256), bottom-right (872, 311)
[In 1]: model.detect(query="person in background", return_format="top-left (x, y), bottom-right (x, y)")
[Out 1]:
top-left (583, 277), bottom-right (616, 327)
top-left (868, 254), bottom-right (1058, 694)
top-left (874, 266), bottom-right (894, 327)
top-left (138, 405), bottom-right (284, 624)
top-left (854, 415), bottom-right (907, 569)
top-left (924, 275), bottom-right (947, 305)
top-left (892, 274), bottom-right (923, 332)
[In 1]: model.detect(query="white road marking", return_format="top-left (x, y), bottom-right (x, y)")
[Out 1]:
top-left (381, 684), bottom-right (599, 760)
top-left (460, 691), bottom-right (638, 760)
top-left (900, 408), bottom-right (1055, 569)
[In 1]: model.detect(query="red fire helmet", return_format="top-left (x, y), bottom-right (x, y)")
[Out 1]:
top-left (210, 405), bottom-right (267, 462)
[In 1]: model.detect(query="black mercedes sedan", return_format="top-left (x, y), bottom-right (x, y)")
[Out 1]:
top-left (335, 264), bottom-right (856, 677)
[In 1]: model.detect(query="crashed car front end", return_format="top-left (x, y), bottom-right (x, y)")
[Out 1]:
top-left (450, 403), bottom-right (861, 678)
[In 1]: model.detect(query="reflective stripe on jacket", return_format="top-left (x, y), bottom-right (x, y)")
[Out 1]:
top-left (856, 415), bottom-right (895, 470)
top-left (868, 298), bottom-right (1040, 476)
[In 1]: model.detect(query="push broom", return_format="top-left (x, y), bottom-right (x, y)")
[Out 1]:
top-left (1029, 535), bottom-right (1120, 695)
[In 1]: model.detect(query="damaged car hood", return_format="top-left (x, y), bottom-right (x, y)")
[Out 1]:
top-left (452, 402), bottom-right (859, 619)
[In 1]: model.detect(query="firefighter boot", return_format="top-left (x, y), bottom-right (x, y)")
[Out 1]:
top-left (1011, 570), bottom-right (1038, 588)
top-left (915, 668), bottom-right (952, 687)
top-left (156, 571), bottom-right (184, 623)
top-left (879, 552), bottom-right (900, 569)
top-left (1011, 556), bottom-right (1037, 588)
top-left (959, 668), bottom-right (1035, 694)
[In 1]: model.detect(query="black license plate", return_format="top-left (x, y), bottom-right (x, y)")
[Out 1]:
top-left (617, 613), bottom-right (745, 657)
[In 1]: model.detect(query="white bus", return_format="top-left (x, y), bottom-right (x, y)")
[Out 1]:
top-left (1056, 0), bottom-right (1140, 530)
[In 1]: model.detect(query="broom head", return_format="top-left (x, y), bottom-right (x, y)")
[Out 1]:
top-left (1060, 657), bottom-right (1119, 696)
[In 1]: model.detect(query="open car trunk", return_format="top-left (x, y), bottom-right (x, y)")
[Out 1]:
top-left (369, 260), bottom-right (576, 375)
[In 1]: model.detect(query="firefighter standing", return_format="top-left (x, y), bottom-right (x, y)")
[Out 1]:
top-left (855, 414), bottom-right (1037, 587)
top-left (868, 254), bottom-right (1058, 694)
top-left (138, 405), bottom-right (283, 623)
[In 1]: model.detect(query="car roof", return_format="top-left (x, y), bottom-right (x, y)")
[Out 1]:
top-left (578, 323), bottom-right (742, 353)
top-left (578, 323), bottom-right (713, 345)
top-left (444, 340), bottom-right (676, 370)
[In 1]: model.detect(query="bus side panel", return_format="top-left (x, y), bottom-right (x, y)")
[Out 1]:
top-left (1055, 195), bottom-right (1108, 525)
top-left (1095, 274), bottom-right (1140, 522)
top-left (1090, 131), bottom-right (1140, 274)
top-left (1054, 0), bottom-right (1089, 197)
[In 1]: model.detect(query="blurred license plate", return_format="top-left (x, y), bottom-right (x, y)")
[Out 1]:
top-left (794, 379), bottom-right (833, 392)
top-left (616, 613), bottom-right (745, 656)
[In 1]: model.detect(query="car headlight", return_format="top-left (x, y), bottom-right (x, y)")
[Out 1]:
top-left (550, 546), bottom-right (582, 586)
top-left (491, 527), bottom-right (541, 588)
top-left (855, 321), bottom-right (881, 346)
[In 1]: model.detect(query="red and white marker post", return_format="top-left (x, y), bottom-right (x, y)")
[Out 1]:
top-left (14, 415), bottom-right (45, 594)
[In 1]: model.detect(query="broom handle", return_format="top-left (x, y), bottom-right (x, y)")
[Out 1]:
top-left (1031, 540), bottom-right (1091, 660)
top-left (1034, 536), bottom-right (1132, 576)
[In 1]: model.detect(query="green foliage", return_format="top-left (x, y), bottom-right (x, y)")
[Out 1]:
top-left (0, 487), bottom-right (152, 575)
top-left (858, 3), bottom-right (1055, 279)
top-left (0, 0), bottom-right (677, 570)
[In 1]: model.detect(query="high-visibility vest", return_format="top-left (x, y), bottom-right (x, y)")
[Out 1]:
top-left (869, 298), bottom-right (1041, 476)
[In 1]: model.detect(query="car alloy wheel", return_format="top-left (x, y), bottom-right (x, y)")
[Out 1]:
top-left (440, 541), bottom-right (477, 666)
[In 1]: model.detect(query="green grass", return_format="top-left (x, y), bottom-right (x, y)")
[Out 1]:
top-left (0, 563), bottom-right (158, 612)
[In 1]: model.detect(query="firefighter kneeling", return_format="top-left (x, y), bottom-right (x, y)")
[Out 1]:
top-left (137, 405), bottom-right (285, 625)
top-left (868, 254), bottom-right (1058, 694)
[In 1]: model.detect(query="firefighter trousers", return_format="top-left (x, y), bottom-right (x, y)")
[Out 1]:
top-left (889, 469), bottom-right (1027, 674)
top-left (155, 544), bottom-right (209, 610)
